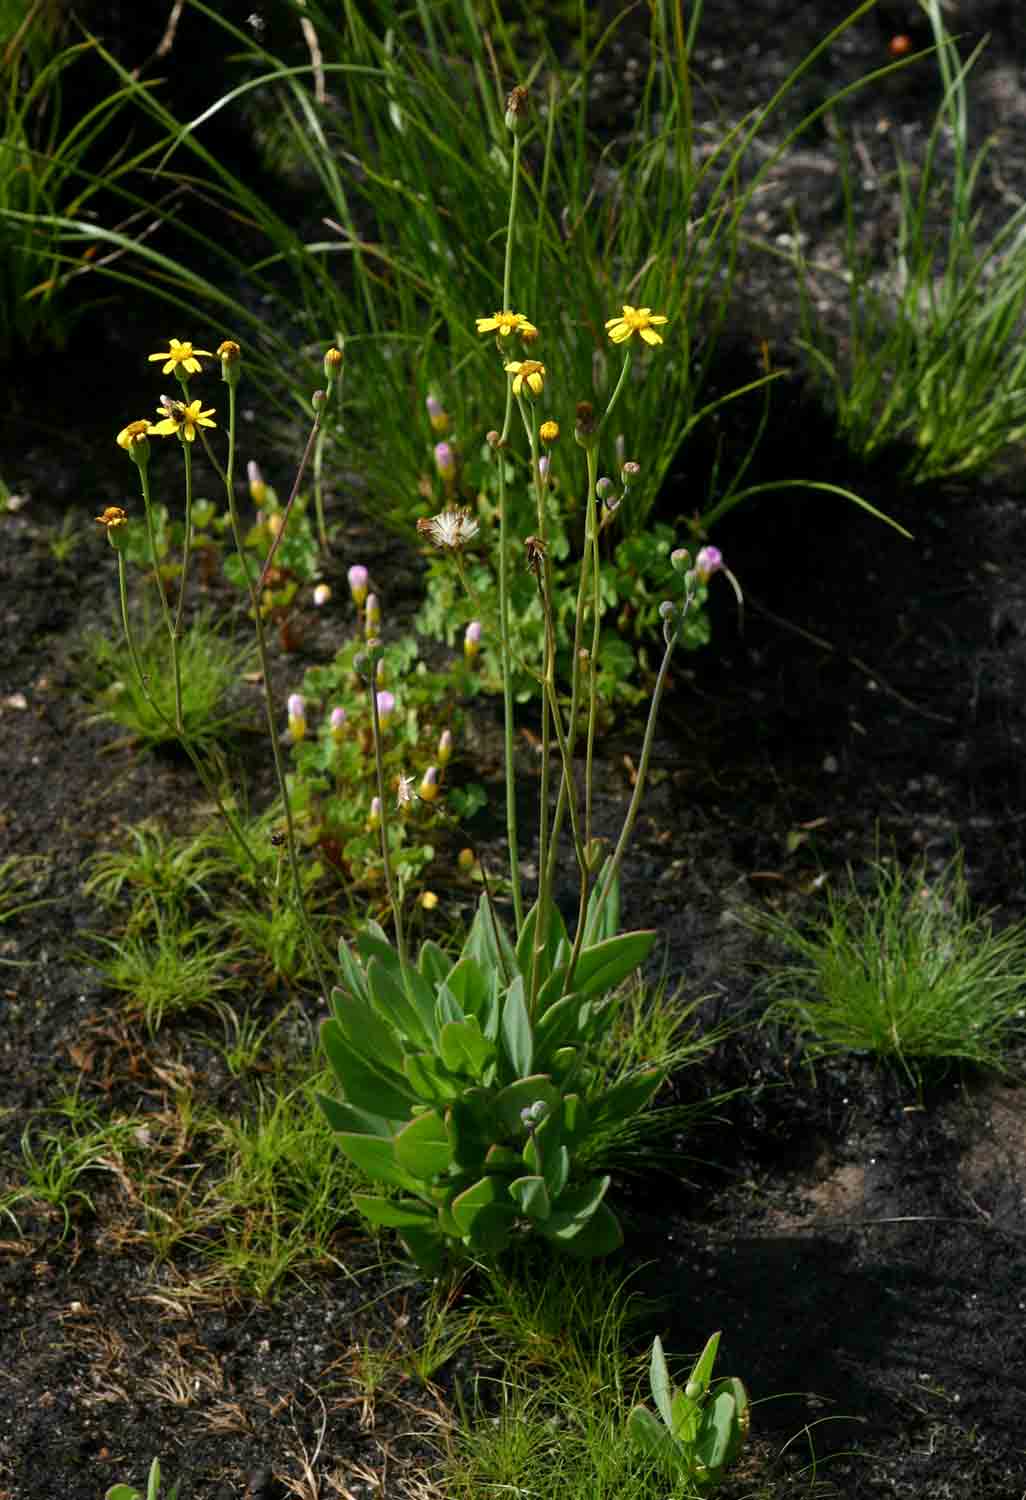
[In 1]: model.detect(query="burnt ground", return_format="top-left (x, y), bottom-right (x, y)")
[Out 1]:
top-left (4, 2), bottom-right (1026, 1496)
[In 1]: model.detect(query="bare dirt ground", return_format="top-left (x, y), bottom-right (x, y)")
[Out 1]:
top-left (3, 3), bottom-right (1026, 1496)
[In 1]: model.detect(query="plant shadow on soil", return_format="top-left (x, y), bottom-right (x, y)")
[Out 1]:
top-left (5, 2), bottom-right (1026, 1497)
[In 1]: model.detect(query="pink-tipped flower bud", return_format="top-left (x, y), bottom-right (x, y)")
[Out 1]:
top-left (436, 728), bottom-right (453, 767)
top-left (330, 706), bottom-right (347, 741)
top-left (670, 547), bottom-right (691, 575)
top-left (538, 456), bottom-right (550, 482)
top-left (313, 583), bottom-right (331, 607)
top-left (376, 690), bottom-right (395, 727)
top-left (426, 394), bottom-right (449, 435)
top-left (368, 796), bottom-right (381, 831)
top-left (464, 620), bottom-right (482, 662)
top-left (621, 460), bottom-right (641, 481)
top-left (419, 766), bottom-right (440, 803)
top-left (595, 476), bottom-right (616, 502)
top-left (348, 564), bottom-right (369, 607)
top-left (287, 692), bottom-right (306, 742)
top-left (434, 441), bottom-right (456, 483)
top-left (247, 460), bottom-right (267, 506)
top-left (364, 593), bottom-right (381, 637)
top-left (695, 545), bottom-right (723, 584)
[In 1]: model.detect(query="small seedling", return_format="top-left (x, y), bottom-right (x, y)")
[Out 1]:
top-left (628, 1333), bottom-right (749, 1492)
top-left (106, 1456), bottom-right (179, 1500)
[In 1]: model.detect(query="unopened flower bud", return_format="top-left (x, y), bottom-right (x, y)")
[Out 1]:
top-left (368, 796), bottom-right (381, 830)
top-left (364, 593), bottom-right (381, 635)
top-left (313, 583), bottom-right (331, 607)
top-left (659, 600), bottom-right (677, 621)
top-left (574, 401), bottom-right (596, 445)
top-left (464, 620), bottom-right (482, 662)
top-left (267, 512), bottom-right (283, 538)
top-left (539, 420), bottom-right (559, 444)
top-left (670, 547), bottom-right (691, 575)
top-left (434, 441), bottom-right (456, 483)
top-left (458, 847), bottom-right (476, 872)
top-left (330, 706), bottom-right (347, 741)
top-left (505, 84), bottom-right (528, 134)
top-left (95, 506), bottom-right (130, 549)
top-left (695, 545), bottom-right (723, 584)
top-left (323, 346), bottom-right (343, 381)
top-left (247, 460), bottom-right (267, 506)
top-left (486, 430), bottom-right (501, 449)
top-left (348, 564), bottom-right (369, 607)
top-left (376, 690), bottom-right (395, 726)
top-left (312, 389), bottom-right (326, 410)
top-left (437, 728), bottom-right (453, 766)
top-left (420, 890), bottom-right (439, 910)
top-left (287, 692), bottom-right (306, 742)
top-left (426, 394), bottom-right (449, 435)
top-left (217, 340), bottom-right (241, 387)
top-left (615, 432), bottom-right (626, 469)
top-left (621, 461), bottom-right (641, 481)
top-left (419, 765), bottom-right (440, 802)
top-left (685, 1380), bottom-right (703, 1402)
top-left (596, 477), bottom-right (616, 502)
top-left (538, 456), bottom-right (550, 482)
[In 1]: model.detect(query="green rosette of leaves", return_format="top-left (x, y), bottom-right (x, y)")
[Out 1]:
top-left (317, 881), bottom-right (661, 1271)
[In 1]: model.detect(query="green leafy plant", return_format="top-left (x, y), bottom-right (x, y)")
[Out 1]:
top-left (750, 856), bottom-right (1026, 1081)
top-left (796, 0), bottom-right (1026, 480)
top-left (106, 1456), bottom-right (179, 1500)
top-left (86, 917), bottom-right (245, 1032)
top-left (628, 1332), bottom-right (750, 1493)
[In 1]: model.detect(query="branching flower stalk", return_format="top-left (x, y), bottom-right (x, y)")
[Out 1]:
top-left (365, 664), bottom-right (408, 970)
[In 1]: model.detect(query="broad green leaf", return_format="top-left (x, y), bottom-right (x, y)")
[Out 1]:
top-left (651, 1334), bottom-right (674, 1429)
top-left (404, 1050), bottom-right (463, 1104)
top-left (399, 1225), bottom-right (448, 1274)
top-left (573, 930), bottom-right (657, 998)
top-left (367, 956), bottom-right (433, 1048)
top-left (627, 1404), bottom-right (679, 1463)
top-left (400, 960), bottom-right (441, 1043)
top-left (434, 981), bottom-right (464, 1030)
top-left (688, 1331), bottom-right (722, 1396)
top-left (534, 992), bottom-right (583, 1056)
top-left (583, 861), bottom-right (620, 945)
top-left (335, 1131), bottom-right (419, 1191)
top-left (545, 1173), bottom-right (610, 1235)
top-left (494, 1076), bottom-right (560, 1136)
top-left (321, 1018), bottom-right (415, 1118)
top-left (330, 986), bottom-right (405, 1071)
top-left (395, 1109), bottom-right (452, 1178)
top-left (418, 938), bottom-right (451, 988)
top-left (561, 1092), bottom-right (588, 1147)
top-left (439, 1016), bottom-right (494, 1077)
top-left (357, 920), bottom-right (402, 974)
top-left (465, 1200), bottom-right (517, 1252)
top-left (451, 1173), bottom-right (510, 1236)
top-left (590, 1067), bottom-right (665, 1127)
top-left (515, 899), bottom-right (569, 993)
top-left (315, 1092), bottom-right (391, 1137)
top-left (352, 1193), bottom-right (434, 1229)
top-left (510, 1174), bottom-right (550, 1220)
top-left (548, 1199), bottom-right (623, 1257)
top-left (695, 1390), bottom-right (738, 1474)
top-left (337, 939), bottom-right (370, 1004)
top-left (444, 954), bottom-right (490, 1019)
top-left (484, 1143), bottom-right (524, 1174)
top-left (447, 1089), bottom-right (498, 1169)
top-left (500, 974), bottom-right (532, 1076)
top-left (462, 893), bottom-right (517, 979)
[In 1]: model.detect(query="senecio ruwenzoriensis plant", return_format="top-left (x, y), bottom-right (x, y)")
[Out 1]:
top-left (314, 88), bottom-right (738, 1272)
top-left (628, 1333), bottom-right (750, 1493)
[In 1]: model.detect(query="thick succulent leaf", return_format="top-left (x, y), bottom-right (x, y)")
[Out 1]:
top-left (321, 1018), bottom-right (415, 1118)
top-left (399, 1225), bottom-right (448, 1274)
top-left (650, 1334), bottom-right (674, 1429)
top-left (315, 1092), bottom-right (391, 1138)
top-left (330, 986), bottom-right (405, 1072)
top-left (335, 1131), bottom-right (419, 1191)
top-left (583, 860), bottom-right (619, 945)
top-left (451, 1174), bottom-right (507, 1234)
top-left (515, 899), bottom-right (569, 995)
top-left (494, 1076), bottom-right (561, 1137)
top-left (447, 1089), bottom-right (498, 1170)
top-left (483, 1143), bottom-right (524, 1174)
top-left (573, 930), bottom-right (657, 999)
top-left (337, 938), bottom-right (370, 1005)
top-left (434, 981), bottom-right (465, 1030)
top-left (439, 1016), bottom-right (494, 1077)
top-left (627, 1404), bottom-right (679, 1463)
top-left (461, 893), bottom-right (517, 980)
top-left (548, 1198), bottom-right (622, 1257)
top-left (500, 974), bottom-right (533, 1077)
top-left (352, 1193), bottom-right (434, 1229)
top-left (545, 1173), bottom-right (610, 1235)
top-left (395, 1109), bottom-right (453, 1178)
top-left (510, 1173), bottom-right (551, 1220)
top-left (356, 920), bottom-right (402, 975)
top-left (404, 1050), bottom-right (464, 1104)
top-left (444, 955), bottom-right (490, 1019)
top-left (688, 1331), bottom-right (722, 1396)
top-left (561, 1092), bottom-right (588, 1147)
top-left (418, 938), bottom-right (451, 988)
top-left (400, 960), bottom-right (441, 1043)
top-left (367, 956), bottom-right (432, 1048)
top-left (464, 1199), bottom-right (517, 1252)
top-left (695, 1390), bottom-right (739, 1474)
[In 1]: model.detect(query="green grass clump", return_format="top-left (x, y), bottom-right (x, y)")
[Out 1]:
top-left (751, 857), bottom-right (1026, 1081)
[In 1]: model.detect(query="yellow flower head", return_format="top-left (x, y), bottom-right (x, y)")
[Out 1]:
top-left (116, 419), bottom-right (154, 451)
top-left (476, 311), bottom-right (538, 340)
top-left (147, 338), bottom-right (213, 376)
top-left (504, 359), bottom-right (546, 398)
top-left (216, 340), bottom-right (240, 364)
top-left (604, 305), bottom-right (669, 346)
top-left (151, 397), bottom-right (217, 443)
top-left (95, 506), bottom-right (128, 531)
top-left (539, 420), bottom-right (559, 444)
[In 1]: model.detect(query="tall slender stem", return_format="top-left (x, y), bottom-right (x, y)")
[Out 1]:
top-left (368, 677), bottom-right (407, 968)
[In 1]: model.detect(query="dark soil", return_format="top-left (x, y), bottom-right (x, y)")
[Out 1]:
top-left (3, 3), bottom-right (1026, 1497)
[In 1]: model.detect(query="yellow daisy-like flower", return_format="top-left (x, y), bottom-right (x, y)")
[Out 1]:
top-left (475, 311), bottom-right (538, 339)
top-left (116, 419), bottom-right (154, 450)
top-left (539, 420), bottom-right (559, 444)
top-left (147, 338), bottom-right (213, 376)
top-left (95, 505), bottom-right (128, 530)
top-left (604, 305), bottom-right (669, 346)
top-left (150, 397), bottom-right (217, 443)
top-left (504, 359), bottom-right (546, 398)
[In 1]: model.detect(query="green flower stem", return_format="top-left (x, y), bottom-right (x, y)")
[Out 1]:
top-left (368, 676), bottom-right (408, 969)
top-left (596, 347), bottom-right (633, 442)
top-left (218, 379), bottom-right (331, 1001)
top-left (496, 383), bottom-right (524, 935)
top-left (257, 404), bottom-right (323, 594)
top-left (502, 130), bottom-right (520, 315)
top-left (136, 464), bottom-right (180, 725)
top-left (170, 437), bottom-right (195, 734)
top-left (532, 560), bottom-right (586, 886)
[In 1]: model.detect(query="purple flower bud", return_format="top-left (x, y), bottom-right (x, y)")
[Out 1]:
top-left (621, 460), bottom-right (641, 481)
top-left (419, 765), bottom-right (440, 802)
top-left (247, 460), bottom-right (267, 506)
top-left (376, 690), bottom-right (395, 726)
top-left (348, 564), bottom-right (369, 606)
top-left (464, 620), bottom-right (482, 661)
top-left (670, 547), bottom-right (691, 575)
top-left (313, 583), bottom-right (331, 606)
top-left (330, 706), bottom-right (347, 740)
top-left (368, 796), bottom-right (381, 829)
top-left (437, 728), bottom-right (453, 766)
top-left (426, 394), bottom-right (449, 435)
top-left (538, 455), bottom-right (550, 481)
top-left (695, 545), bottom-right (723, 583)
top-left (287, 693), bottom-right (306, 742)
top-left (434, 441), bottom-right (456, 482)
top-left (364, 593), bottom-right (381, 638)
top-left (595, 477), bottom-right (616, 501)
